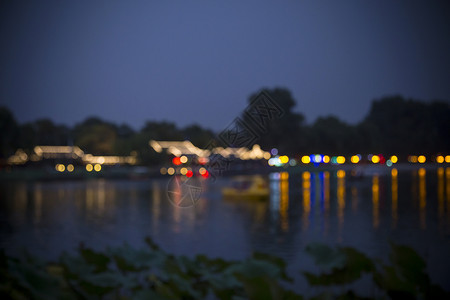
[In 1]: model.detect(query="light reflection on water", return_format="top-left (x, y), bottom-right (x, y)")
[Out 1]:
top-left (1, 167), bottom-right (450, 289)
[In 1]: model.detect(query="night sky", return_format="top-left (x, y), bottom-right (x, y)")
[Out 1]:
top-left (1, 1), bottom-right (449, 131)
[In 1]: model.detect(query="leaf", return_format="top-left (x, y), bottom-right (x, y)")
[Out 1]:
top-left (305, 243), bottom-right (346, 269)
top-left (79, 247), bottom-right (111, 273)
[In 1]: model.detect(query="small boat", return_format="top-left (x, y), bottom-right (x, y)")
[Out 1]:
top-left (222, 176), bottom-right (270, 201)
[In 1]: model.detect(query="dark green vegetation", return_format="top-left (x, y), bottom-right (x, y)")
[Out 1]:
top-left (1, 239), bottom-right (448, 299)
top-left (1, 88), bottom-right (449, 163)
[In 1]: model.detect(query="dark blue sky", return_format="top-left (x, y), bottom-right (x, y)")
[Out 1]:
top-left (1, 1), bottom-right (449, 131)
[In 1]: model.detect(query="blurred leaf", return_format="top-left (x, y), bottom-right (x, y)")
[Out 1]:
top-left (79, 247), bottom-right (110, 273)
top-left (305, 243), bottom-right (346, 269)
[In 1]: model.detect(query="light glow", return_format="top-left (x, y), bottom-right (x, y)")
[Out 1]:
top-left (336, 156), bottom-right (345, 164)
top-left (371, 155), bottom-right (380, 164)
top-left (418, 155), bottom-right (426, 163)
top-left (301, 156), bottom-right (310, 164)
top-left (86, 164), bottom-right (93, 172)
top-left (390, 155), bottom-right (398, 163)
top-left (350, 155), bottom-right (360, 164)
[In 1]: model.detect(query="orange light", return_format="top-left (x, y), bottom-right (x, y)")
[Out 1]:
top-left (301, 156), bottom-right (310, 164)
top-left (372, 155), bottom-right (380, 164)
top-left (436, 156), bottom-right (444, 163)
top-left (336, 156), bottom-right (345, 164)
top-left (337, 170), bottom-right (345, 178)
top-left (350, 155), bottom-right (360, 164)
top-left (418, 155), bottom-right (426, 163)
top-left (391, 168), bottom-right (398, 177)
top-left (445, 155), bottom-right (450, 163)
top-left (279, 155), bottom-right (289, 164)
top-left (172, 157), bottom-right (181, 165)
top-left (323, 155), bottom-right (330, 163)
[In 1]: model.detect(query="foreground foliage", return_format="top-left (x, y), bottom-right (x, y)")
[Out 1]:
top-left (0, 238), bottom-right (448, 299)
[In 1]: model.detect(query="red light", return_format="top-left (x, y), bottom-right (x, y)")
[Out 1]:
top-left (172, 157), bottom-right (181, 166)
top-left (201, 170), bottom-right (209, 178)
top-left (186, 170), bottom-right (193, 178)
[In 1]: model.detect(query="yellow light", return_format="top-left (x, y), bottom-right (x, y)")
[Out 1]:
top-left (418, 155), bottom-right (426, 163)
top-left (391, 168), bottom-right (398, 177)
top-left (199, 167), bottom-right (206, 175)
top-left (263, 152), bottom-right (271, 160)
top-left (180, 167), bottom-right (188, 175)
top-left (418, 168), bottom-right (426, 176)
top-left (371, 155), bottom-right (380, 164)
top-left (409, 156), bottom-right (418, 163)
top-left (336, 156), bottom-right (345, 164)
top-left (301, 156), bottom-right (310, 164)
top-left (390, 155), bottom-right (398, 164)
top-left (160, 167), bottom-right (167, 175)
top-left (94, 164), bottom-right (102, 172)
top-left (350, 155), bottom-right (360, 164)
top-left (445, 155), bottom-right (450, 163)
top-left (180, 156), bottom-right (188, 164)
top-left (167, 167), bottom-right (175, 175)
top-left (67, 164), bottom-right (74, 172)
top-left (56, 164), bottom-right (65, 172)
top-left (436, 156), bottom-right (444, 163)
top-left (280, 155), bottom-right (289, 164)
top-left (322, 155), bottom-right (330, 163)
top-left (337, 170), bottom-right (345, 178)
top-left (86, 164), bottom-right (93, 172)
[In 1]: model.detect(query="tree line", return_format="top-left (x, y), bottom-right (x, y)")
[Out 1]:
top-left (1, 88), bottom-right (449, 165)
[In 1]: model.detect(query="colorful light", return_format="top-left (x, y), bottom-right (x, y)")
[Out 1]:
top-left (172, 157), bottom-right (181, 165)
top-left (279, 155), bottom-right (289, 164)
top-left (271, 148), bottom-right (278, 156)
top-left (444, 155), bottom-right (450, 163)
top-left (301, 155), bottom-right (310, 164)
top-left (160, 167), bottom-right (167, 175)
top-left (55, 164), bottom-right (65, 172)
top-left (418, 155), bottom-right (426, 163)
top-left (436, 156), bottom-right (444, 163)
top-left (86, 164), bottom-right (93, 172)
top-left (167, 167), bottom-right (175, 175)
top-left (350, 155), bottom-right (360, 164)
top-left (201, 170), bottom-right (209, 178)
top-left (94, 164), bottom-right (102, 172)
top-left (371, 155), bottom-right (380, 164)
top-left (337, 170), bottom-right (345, 178)
top-left (323, 155), bottom-right (330, 163)
top-left (391, 168), bottom-right (398, 177)
top-left (180, 156), bottom-right (188, 164)
top-left (180, 167), bottom-right (188, 175)
top-left (336, 156), bottom-right (345, 164)
top-left (186, 170), bottom-right (193, 178)
top-left (67, 164), bottom-right (74, 172)
top-left (390, 155), bottom-right (398, 163)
